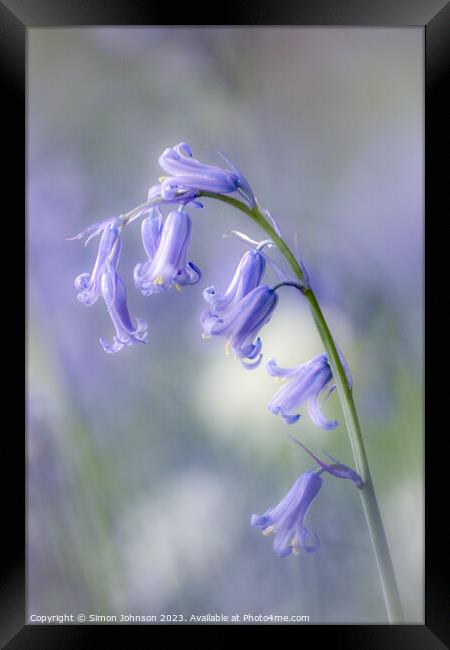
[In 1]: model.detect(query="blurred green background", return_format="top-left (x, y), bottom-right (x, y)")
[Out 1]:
top-left (27, 27), bottom-right (423, 623)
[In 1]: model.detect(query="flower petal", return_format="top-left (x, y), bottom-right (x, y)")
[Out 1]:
top-left (141, 208), bottom-right (163, 261)
top-left (306, 392), bottom-right (338, 431)
top-left (265, 358), bottom-right (296, 378)
top-left (250, 513), bottom-right (272, 529)
top-left (298, 526), bottom-right (320, 553)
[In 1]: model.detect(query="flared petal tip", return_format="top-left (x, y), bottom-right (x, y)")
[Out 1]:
top-left (282, 413), bottom-right (301, 425)
top-left (300, 530), bottom-right (320, 554)
top-left (202, 286), bottom-right (216, 303)
top-left (265, 358), bottom-right (279, 376)
top-left (269, 405), bottom-right (300, 425)
top-left (172, 142), bottom-right (193, 157)
top-left (250, 514), bottom-right (271, 528)
top-left (274, 546), bottom-right (294, 558)
top-left (240, 354), bottom-right (263, 370)
top-left (77, 294), bottom-right (97, 307)
top-left (265, 358), bottom-right (293, 378)
top-left (99, 336), bottom-right (124, 354)
top-left (186, 261), bottom-right (202, 285)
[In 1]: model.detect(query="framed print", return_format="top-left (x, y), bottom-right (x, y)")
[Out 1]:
top-left (1, 0), bottom-right (447, 646)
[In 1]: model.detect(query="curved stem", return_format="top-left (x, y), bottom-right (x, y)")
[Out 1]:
top-left (201, 192), bottom-right (306, 283)
top-left (201, 191), bottom-right (404, 623)
top-left (271, 281), bottom-right (306, 294)
top-left (305, 290), bottom-right (403, 623)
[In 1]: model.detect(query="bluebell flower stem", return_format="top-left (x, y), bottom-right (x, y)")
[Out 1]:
top-left (305, 289), bottom-right (403, 623)
top-left (201, 190), bottom-right (404, 623)
top-left (201, 192), bottom-right (306, 285)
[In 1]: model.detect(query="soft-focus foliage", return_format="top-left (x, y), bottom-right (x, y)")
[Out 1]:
top-left (28, 27), bottom-right (423, 623)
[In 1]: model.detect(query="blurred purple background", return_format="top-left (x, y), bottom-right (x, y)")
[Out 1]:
top-left (27, 27), bottom-right (423, 623)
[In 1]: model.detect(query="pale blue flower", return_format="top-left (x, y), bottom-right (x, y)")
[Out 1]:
top-left (201, 285), bottom-right (278, 369)
top-left (134, 206), bottom-right (201, 295)
top-left (71, 216), bottom-right (147, 353)
top-left (73, 217), bottom-right (122, 306)
top-left (266, 352), bottom-right (351, 428)
top-left (250, 440), bottom-right (363, 557)
top-left (251, 471), bottom-right (322, 557)
top-left (157, 142), bottom-right (256, 208)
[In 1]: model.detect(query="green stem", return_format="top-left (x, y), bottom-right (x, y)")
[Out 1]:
top-left (201, 191), bottom-right (404, 623)
top-left (305, 290), bottom-right (404, 623)
top-left (201, 193), bottom-right (305, 284)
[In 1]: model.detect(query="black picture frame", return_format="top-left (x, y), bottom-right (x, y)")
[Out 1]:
top-left (2, 1), bottom-right (447, 646)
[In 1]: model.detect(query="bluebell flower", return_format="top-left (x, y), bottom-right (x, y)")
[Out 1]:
top-left (201, 285), bottom-right (278, 369)
top-left (251, 439), bottom-right (363, 557)
top-left (71, 216), bottom-right (147, 353)
top-left (203, 247), bottom-right (266, 313)
top-left (134, 206), bottom-right (201, 295)
top-left (73, 217), bottom-right (122, 306)
top-left (99, 261), bottom-right (148, 353)
top-left (251, 471), bottom-right (322, 557)
top-left (266, 352), bottom-right (352, 428)
top-left (157, 142), bottom-right (256, 208)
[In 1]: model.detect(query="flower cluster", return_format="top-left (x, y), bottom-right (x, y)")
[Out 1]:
top-left (71, 141), bottom-right (362, 559)
top-left (71, 143), bottom-right (257, 353)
